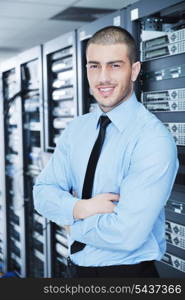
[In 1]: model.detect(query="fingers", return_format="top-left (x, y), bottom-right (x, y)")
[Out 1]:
top-left (103, 201), bottom-right (116, 213)
top-left (101, 193), bottom-right (119, 201)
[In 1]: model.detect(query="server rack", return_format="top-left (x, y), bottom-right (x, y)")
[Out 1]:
top-left (125, 0), bottom-right (185, 277)
top-left (0, 57), bottom-right (26, 277)
top-left (17, 46), bottom-right (48, 277)
top-left (43, 31), bottom-right (78, 277)
top-left (43, 31), bottom-right (78, 152)
top-left (0, 61), bottom-right (9, 276)
top-left (77, 11), bottom-right (125, 115)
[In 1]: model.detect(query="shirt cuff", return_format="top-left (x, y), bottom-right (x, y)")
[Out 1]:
top-left (70, 215), bottom-right (98, 242)
top-left (60, 196), bottom-right (80, 226)
top-left (50, 196), bottom-right (80, 226)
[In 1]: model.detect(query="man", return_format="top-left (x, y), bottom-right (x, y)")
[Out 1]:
top-left (33, 26), bottom-right (178, 278)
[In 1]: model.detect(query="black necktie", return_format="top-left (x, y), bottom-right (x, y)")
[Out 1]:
top-left (70, 115), bottom-right (111, 254)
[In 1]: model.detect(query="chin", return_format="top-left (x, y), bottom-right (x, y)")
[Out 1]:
top-left (99, 103), bottom-right (116, 112)
top-left (97, 96), bottom-right (114, 104)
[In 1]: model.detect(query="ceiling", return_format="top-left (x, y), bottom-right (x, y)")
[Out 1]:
top-left (0, 0), bottom-right (139, 64)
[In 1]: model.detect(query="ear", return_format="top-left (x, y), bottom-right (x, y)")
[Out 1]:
top-left (131, 61), bottom-right (141, 82)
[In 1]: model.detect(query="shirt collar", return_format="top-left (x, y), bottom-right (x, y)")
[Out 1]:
top-left (94, 92), bottom-right (140, 132)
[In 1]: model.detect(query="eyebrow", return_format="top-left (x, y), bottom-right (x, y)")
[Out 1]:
top-left (87, 60), bottom-right (125, 64)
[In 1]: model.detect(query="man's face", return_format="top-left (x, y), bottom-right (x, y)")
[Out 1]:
top-left (86, 43), bottom-right (140, 112)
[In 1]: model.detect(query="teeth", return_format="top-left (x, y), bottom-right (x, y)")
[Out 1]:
top-left (99, 87), bottom-right (113, 92)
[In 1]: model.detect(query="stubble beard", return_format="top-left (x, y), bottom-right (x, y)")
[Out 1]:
top-left (97, 82), bottom-right (133, 112)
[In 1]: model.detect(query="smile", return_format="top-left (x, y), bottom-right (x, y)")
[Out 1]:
top-left (97, 86), bottom-right (115, 97)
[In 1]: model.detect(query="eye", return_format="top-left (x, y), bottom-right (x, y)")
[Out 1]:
top-left (91, 64), bottom-right (98, 69)
top-left (111, 63), bottom-right (121, 69)
top-left (87, 64), bottom-right (99, 69)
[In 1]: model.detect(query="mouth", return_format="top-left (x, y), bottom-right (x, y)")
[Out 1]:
top-left (97, 86), bottom-right (115, 97)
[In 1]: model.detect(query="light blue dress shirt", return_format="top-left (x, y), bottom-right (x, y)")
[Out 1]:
top-left (33, 93), bottom-right (179, 267)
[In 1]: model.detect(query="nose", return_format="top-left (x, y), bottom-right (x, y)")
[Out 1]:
top-left (98, 65), bottom-right (111, 83)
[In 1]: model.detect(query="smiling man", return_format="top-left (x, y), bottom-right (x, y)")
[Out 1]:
top-left (33, 26), bottom-right (178, 278)
top-left (86, 40), bottom-right (140, 111)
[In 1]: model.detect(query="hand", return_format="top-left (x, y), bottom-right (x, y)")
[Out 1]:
top-left (73, 193), bottom-right (119, 220)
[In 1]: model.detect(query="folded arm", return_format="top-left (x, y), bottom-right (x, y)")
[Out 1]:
top-left (70, 135), bottom-right (179, 251)
top-left (33, 127), bottom-right (118, 226)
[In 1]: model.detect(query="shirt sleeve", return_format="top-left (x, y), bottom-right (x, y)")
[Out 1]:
top-left (70, 134), bottom-right (179, 251)
top-left (33, 126), bottom-right (79, 226)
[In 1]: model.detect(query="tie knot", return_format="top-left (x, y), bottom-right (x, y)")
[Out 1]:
top-left (99, 115), bottom-right (111, 129)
